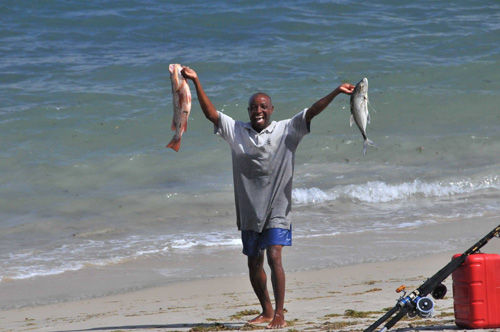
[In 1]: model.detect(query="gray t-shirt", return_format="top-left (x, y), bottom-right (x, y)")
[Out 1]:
top-left (216, 109), bottom-right (310, 233)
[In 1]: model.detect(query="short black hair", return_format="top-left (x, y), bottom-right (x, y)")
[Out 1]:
top-left (248, 93), bottom-right (272, 106)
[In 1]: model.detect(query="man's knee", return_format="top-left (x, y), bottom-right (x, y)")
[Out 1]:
top-left (266, 245), bottom-right (283, 269)
top-left (248, 251), bottom-right (265, 271)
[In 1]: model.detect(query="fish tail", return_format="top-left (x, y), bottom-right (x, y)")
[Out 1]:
top-left (167, 136), bottom-right (181, 152)
top-left (363, 138), bottom-right (378, 155)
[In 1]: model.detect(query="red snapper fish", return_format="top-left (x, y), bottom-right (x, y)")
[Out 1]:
top-left (167, 64), bottom-right (192, 151)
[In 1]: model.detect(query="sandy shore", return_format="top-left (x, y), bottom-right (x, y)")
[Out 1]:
top-left (2, 243), bottom-right (500, 332)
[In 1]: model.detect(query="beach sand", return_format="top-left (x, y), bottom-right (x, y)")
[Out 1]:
top-left (2, 241), bottom-right (500, 332)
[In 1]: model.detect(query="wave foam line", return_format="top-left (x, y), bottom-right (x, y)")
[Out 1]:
top-left (0, 233), bottom-right (242, 281)
top-left (293, 175), bottom-right (500, 204)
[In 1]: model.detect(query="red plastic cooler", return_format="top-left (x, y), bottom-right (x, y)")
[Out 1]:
top-left (452, 253), bottom-right (500, 329)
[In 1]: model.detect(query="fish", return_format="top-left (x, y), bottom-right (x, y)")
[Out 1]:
top-left (350, 77), bottom-right (378, 155)
top-left (167, 63), bottom-right (192, 152)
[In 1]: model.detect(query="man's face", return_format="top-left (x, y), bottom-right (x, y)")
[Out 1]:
top-left (248, 94), bottom-right (274, 133)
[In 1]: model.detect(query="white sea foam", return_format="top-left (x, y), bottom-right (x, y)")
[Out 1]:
top-left (0, 232), bottom-right (242, 281)
top-left (292, 187), bottom-right (337, 204)
top-left (293, 175), bottom-right (500, 205)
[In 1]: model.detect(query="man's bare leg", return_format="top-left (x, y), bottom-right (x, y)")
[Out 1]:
top-left (266, 245), bottom-right (287, 329)
top-left (247, 252), bottom-right (274, 324)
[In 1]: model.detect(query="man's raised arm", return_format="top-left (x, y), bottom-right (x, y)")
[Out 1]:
top-left (305, 83), bottom-right (355, 124)
top-left (181, 67), bottom-right (219, 127)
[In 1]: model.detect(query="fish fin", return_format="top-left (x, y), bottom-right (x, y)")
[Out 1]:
top-left (363, 138), bottom-right (378, 155)
top-left (166, 137), bottom-right (181, 152)
top-left (367, 113), bottom-right (371, 125)
top-left (171, 119), bottom-right (176, 131)
top-left (350, 114), bottom-right (354, 127)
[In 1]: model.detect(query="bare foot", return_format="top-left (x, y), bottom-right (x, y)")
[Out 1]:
top-left (248, 313), bottom-right (273, 325)
top-left (266, 313), bottom-right (287, 329)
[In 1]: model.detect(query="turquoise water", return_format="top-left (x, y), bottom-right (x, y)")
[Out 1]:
top-left (1, 0), bottom-right (500, 308)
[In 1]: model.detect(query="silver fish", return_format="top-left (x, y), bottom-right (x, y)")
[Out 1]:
top-left (167, 64), bottom-right (192, 152)
top-left (350, 77), bottom-right (377, 155)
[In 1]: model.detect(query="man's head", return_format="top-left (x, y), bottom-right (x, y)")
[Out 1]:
top-left (248, 93), bottom-right (274, 133)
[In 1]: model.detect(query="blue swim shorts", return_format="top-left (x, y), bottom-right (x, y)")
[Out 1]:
top-left (241, 226), bottom-right (292, 257)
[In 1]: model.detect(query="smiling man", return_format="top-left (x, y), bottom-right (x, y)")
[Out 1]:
top-left (180, 66), bottom-right (353, 329)
top-left (248, 93), bottom-right (274, 131)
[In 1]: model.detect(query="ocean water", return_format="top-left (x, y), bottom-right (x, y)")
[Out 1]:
top-left (1, 0), bottom-right (500, 309)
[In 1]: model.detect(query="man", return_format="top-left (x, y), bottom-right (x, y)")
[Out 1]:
top-left (181, 66), bottom-right (354, 329)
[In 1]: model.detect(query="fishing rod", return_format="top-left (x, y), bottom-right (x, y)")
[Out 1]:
top-left (363, 223), bottom-right (500, 332)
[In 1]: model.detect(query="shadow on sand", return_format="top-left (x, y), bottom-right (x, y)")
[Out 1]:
top-left (55, 322), bottom-right (247, 332)
top-left (394, 325), bottom-right (460, 332)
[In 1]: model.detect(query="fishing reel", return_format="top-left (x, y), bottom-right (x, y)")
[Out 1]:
top-left (415, 296), bottom-right (435, 318)
top-left (396, 285), bottom-right (435, 318)
top-left (405, 297), bottom-right (435, 318)
top-left (431, 283), bottom-right (447, 300)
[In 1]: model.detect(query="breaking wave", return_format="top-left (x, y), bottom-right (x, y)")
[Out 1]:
top-left (293, 175), bottom-right (500, 205)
